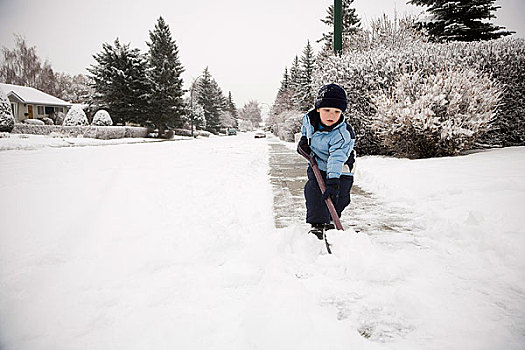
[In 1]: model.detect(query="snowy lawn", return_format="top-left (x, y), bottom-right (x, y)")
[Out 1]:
top-left (0, 133), bottom-right (176, 151)
top-left (0, 134), bottom-right (524, 349)
top-left (356, 147), bottom-right (525, 349)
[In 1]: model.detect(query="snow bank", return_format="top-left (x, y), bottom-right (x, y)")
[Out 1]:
top-left (356, 147), bottom-right (525, 348)
top-left (358, 148), bottom-right (525, 260)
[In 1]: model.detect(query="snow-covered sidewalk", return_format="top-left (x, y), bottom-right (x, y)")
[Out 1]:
top-left (0, 134), bottom-right (524, 349)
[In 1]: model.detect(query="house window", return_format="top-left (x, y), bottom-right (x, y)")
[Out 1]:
top-left (37, 105), bottom-right (44, 115)
top-left (45, 106), bottom-right (55, 114)
top-left (55, 107), bottom-right (64, 113)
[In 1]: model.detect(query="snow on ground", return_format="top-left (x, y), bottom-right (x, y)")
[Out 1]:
top-left (355, 148), bottom-right (525, 348)
top-left (0, 133), bottom-right (179, 151)
top-left (356, 148), bottom-right (525, 347)
top-left (0, 133), bottom-right (524, 349)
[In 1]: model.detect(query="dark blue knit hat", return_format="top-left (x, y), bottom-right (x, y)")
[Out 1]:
top-left (314, 84), bottom-right (347, 112)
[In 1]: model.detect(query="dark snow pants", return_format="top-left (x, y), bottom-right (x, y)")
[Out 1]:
top-left (304, 166), bottom-right (354, 225)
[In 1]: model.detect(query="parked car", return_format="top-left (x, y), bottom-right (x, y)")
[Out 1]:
top-left (254, 130), bottom-right (266, 138)
top-left (227, 128), bottom-right (237, 136)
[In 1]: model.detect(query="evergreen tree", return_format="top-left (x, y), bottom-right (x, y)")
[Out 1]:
top-left (289, 56), bottom-right (301, 91)
top-left (272, 67), bottom-right (295, 115)
top-left (408, 0), bottom-right (514, 42)
top-left (296, 41), bottom-right (316, 112)
top-left (194, 67), bottom-right (225, 134)
top-left (319, 0), bottom-right (361, 49)
top-left (279, 67), bottom-right (290, 93)
top-left (225, 91), bottom-right (238, 128)
top-left (88, 39), bottom-right (149, 125)
top-left (288, 56), bottom-right (302, 110)
top-left (147, 17), bottom-right (185, 134)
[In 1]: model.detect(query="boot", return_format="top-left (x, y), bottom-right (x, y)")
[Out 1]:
top-left (309, 223), bottom-right (325, 240)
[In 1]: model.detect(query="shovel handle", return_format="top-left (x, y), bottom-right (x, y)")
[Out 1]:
top-left (297, 144), bottom-right (344, 231)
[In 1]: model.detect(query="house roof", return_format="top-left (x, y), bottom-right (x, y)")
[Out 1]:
top-left (0, 83), bottom-right (71, 107)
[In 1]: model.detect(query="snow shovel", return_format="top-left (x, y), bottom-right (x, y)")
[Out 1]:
top-left (297, 144), bottom-right (344, 250)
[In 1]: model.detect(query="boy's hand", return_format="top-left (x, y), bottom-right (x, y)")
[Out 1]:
top-left (297, 136), bottom-right (312, 155)
top-left (322, 178), bottom-right (340, 204)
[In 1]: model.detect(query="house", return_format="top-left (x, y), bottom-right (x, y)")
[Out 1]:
top-left (0, 83), bottom-right (71, 122)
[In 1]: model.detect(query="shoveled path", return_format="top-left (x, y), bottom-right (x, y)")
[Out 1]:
top-left (267, 135), bottom-right (423, 248)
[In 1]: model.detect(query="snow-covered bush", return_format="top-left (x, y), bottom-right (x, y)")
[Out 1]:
top-left (238, 119), bottom-right (254, 132)
top-left (91, 109), bottom-right (113, 126)
top-left (53, 111), bottom-right (66, 126)
top-left (350, 14), bottom-right (426, 52)
top-left (82, 126), bottom-right (125, 139)
top-left (371, 68), bottom-right (501, 158)
top-left (315, 37), bottom-right (525, 153)
top-left (63, 106), bottom-right (88, 126)
top-left (0, 88), bottom-right (15, 132)
top-left (173, 128), bottom-right (192, 137)
top-left (41, 117), bottom-right (54, 125)
top-left (11, 124), bottom-right (149, 139)
top-left (268, 110), bottom-right (302, 142)
top-left (448, 38), bottom-right (525, 146)
top-left (23, 118), bottom-right (45, 126)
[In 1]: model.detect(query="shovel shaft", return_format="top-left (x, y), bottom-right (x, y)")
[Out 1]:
top-left (297, 145), bottom-right (344, 231)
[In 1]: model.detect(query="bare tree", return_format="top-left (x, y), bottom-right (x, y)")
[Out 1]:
top-left (239, 101), bottom-right (262, 127)
top-left (55, 73), bottom-right (94, 103)
top-left (0, 34), bottom-right (58, 96)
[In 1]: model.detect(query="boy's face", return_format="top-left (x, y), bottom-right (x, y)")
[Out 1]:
top-left (317, 107), bottom-right (342, 126)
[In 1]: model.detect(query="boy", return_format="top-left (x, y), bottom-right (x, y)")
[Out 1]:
top-left (297, 84), bottom-right (356, 239)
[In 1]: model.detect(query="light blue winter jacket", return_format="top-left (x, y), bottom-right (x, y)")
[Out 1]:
top-left (301, 109), bottom-right (355, 179)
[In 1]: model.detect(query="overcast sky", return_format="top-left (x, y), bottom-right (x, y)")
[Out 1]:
top-left (0, 0), bottom-right (523, 109)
